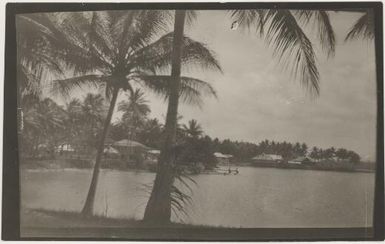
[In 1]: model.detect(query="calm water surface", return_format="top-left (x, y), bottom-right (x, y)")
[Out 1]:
top-left (21, 167), bottom-right (375, 228)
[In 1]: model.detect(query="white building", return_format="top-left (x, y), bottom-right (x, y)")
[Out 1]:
top-left (214, 152), bottom-right (233, 164)
top-left (288, 156), bottom-right (314, 165)
top-left (55, 144), bottom-right (75, 153)
top-left (252, 153), bottom-right (283, 162)
top-left (146, 149), bottom-right (161, 161)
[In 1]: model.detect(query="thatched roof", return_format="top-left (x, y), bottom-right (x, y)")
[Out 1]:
top-left (113, 139), bottom-right (149, 149)
top-left (214, 152), bottom-right (233, 158)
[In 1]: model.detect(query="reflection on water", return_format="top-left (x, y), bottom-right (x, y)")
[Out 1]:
top-left (21, 167), bottom-right (375, 228)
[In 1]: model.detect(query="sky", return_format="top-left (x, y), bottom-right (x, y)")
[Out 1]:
top-left (146, 10), bottom-right (377, 161)
top-left (46, 10), bottom-right (378, 161)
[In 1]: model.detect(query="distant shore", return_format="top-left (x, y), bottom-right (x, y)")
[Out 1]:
top-left (234, 160), bottom-right (375, 173)
top-left (20, 158), bottom-right (375, 174)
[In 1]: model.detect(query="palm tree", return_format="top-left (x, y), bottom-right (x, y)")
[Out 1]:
top-left (119, 89), bottom-right (150, 119)
top-left (16, 14), bottom-right (64, 103)
top-left (143, 9), bottom-right (338, 223)
top-left (65, 98), bottom-right (83, 149)
top-left (16, 14), bottom-right (67, 145)
top-left (22, 98), bottom-right (66, 157)
top-left (301, 143), bottom-right (308, 156)
top-left (82, 94), bottom-right (105, 121)
top-left (81, 93), bottom-right (105, 150)
top-left (310, 146), bottom-right (319, 159)
top-left (118, 88), bottom-right (150, 139)
top-left (182, 119), bottom-right (203, 138)
top-left (20, 11), bottom-right (221, 216)
top-left (143, 10), bottom-right (187, 223)
top-left (138, 118), bottom-right (164, 148)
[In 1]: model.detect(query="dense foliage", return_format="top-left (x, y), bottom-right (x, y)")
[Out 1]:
top-left (21, 93), bottom-right (361, 164)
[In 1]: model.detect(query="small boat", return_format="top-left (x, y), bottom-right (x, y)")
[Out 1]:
top-left (201, 167), bottom-right (239, 175)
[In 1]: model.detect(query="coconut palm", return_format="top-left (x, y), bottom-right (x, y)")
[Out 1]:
top-left (20, 10), bottom-right (221, 216)
top-left (82, 94), bottom-right (105, 121)
top-left (22, 98), bottom-right (66, 157)
top-left (143, 10), bottom-right (188, 223)
top-left (182, 119), bottom-right (203, 138)
top-left (137, 118), bottom-right (164, 148)
top-left (118, 88), bottom-right (151, 140)
top-left (143, 9), bottom-right (339, 223)
top-left (80, 93), bottom-right (106, 150)
top-left (119, 89), bottom-right (150, 125)
top-left (16, 14), bottom-right (66, 103)
top-left (16, 14), bottom-right (67, 144)
top-left (65, 98), bottom-right (83, 148)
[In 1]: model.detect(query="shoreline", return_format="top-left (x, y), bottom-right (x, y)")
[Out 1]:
top-left (21, 164), bottom-right (375, 174)
top-left (234, 163), bottom-right (375, 174)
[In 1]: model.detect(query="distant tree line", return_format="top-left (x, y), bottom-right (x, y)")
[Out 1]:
top-left (21, 92), bottom-right (361, 165)
top-left (209, 139), bottom-right (361, 163)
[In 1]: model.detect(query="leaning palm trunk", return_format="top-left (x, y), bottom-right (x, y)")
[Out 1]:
top-left (143, 10), bottom-right (186, 223)
top-left (81, 87), bottom-right (119, 216)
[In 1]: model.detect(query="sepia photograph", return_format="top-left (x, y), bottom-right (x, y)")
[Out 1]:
top-left (2, 2), bottom-right (383, 241)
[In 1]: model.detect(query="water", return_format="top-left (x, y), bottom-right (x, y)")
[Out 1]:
top-left (20, 167), bottom-right (375, 228)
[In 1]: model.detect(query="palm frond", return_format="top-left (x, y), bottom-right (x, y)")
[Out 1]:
top-left (315, 11), bottom-right (336, 56)
top-left (134, 75), bottom-right (217, 107)
top-left (230, 9), bottom-right (267, 35)
top-left (345, 10), bottom-right (374, 41)
top-left (118, 89), bottom-right (150, 117)
top-left (41, 12), bottom-right (113, 74)
top-left (130, 33), bottom-right (222, 74)
top-left (113, 10), bottom-right (171, 60)
top-left (17, 14), bottom-right (67, 96)
top-left (170, 169), bottom-right (197, 221)
top-left (88, 11), bottom-right (116, 66)
top-left (179, 77), bottom-right (217, 106)
top-left (264, 10), bottom-right (320, 95)
top-left (231, 9), bottom-right (321, 95)
top-left (170, 185), bottom-right (193, 221)
top-left (185, 10), bottom-right (198, 26)
top-left (174, 173), bottom-right (197, 195)
top-left (294, 10), bottom-right (336, 57)
top-left (51, 74), bottom-right (109, 98)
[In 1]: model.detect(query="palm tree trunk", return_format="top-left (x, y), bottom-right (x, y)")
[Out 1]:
top-left (81, 87), bottom-right (119, 216)
top-left (143, 10), bottom-right (186, 223)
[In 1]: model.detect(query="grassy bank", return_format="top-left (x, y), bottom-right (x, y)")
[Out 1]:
top-left (20, 208), bottom-right (373, 240)
top-left (21, 208), bottom-right (217, 229)
top-left (21, 208), bottom-right (221, 238)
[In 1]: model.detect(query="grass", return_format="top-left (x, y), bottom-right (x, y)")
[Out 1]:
top-left (20, 208), bottom-right (232, 238)
top-left (21, 208), bottom-right (220, 229)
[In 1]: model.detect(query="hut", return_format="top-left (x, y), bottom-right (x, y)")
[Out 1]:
top-left (146, 149), bottom-right (161, 161)
top-left (214, 152), bottom-right (233, 165)
top-left (103, 146), bottom-right (120, 158)
top-left (288, 156), bottom-right (314, 165)
top-left (112, 139), bottom-right (150, 159)
top-left (252, 153), bottom-right (283, 164)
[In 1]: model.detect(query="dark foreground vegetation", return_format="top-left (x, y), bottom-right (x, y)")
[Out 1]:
top-left (21, 208), bottom-right (203, 228)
